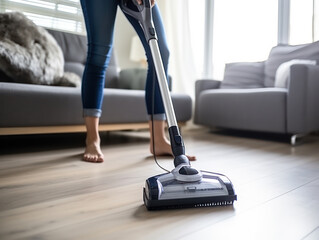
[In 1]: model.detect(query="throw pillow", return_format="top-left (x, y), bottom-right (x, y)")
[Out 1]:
top-left (275, 59), bottom-right (317, 88)
top-left (220, 62), bottom-right (265, 89)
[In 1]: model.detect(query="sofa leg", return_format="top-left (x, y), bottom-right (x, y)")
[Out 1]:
top-left (291, 133), bottom-right (306, 146)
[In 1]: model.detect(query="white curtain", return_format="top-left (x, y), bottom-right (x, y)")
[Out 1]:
top-left (159, 0), bottom-right (198, 99)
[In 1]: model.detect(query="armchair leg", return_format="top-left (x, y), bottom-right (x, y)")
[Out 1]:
top-left (291, 133), bottom-right (307, 146)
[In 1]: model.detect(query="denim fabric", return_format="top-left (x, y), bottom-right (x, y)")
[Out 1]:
top-left (80, 0), bottom-right (169, 118)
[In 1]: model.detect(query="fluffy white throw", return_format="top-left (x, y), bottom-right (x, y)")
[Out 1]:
top-left (0, 12), bottom-right (80, 87)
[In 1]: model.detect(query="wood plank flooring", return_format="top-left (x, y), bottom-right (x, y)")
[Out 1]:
top-left (0, 128), bottom-right (318, 240)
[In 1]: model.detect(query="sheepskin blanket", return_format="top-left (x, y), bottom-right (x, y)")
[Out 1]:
top-left (0, 12), bottom-right (81, 87)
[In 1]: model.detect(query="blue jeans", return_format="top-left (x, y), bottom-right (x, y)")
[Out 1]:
top-left (80, 0), bottom-right (169, 120)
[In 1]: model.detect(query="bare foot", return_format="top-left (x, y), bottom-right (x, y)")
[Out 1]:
top-left (83, 138), bottom-right (104, 163)
top-left (150, 139), bottom-right (196, 161)
top-left (149, 120), bottom-right (196, 161)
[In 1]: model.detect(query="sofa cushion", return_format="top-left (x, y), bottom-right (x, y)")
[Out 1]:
top-left (0, 82), bottom-right (192, 127)
top-left (275, 59), bottom-right (317, 88)
top-left (105, 65), bottom-right (120, 88)
top-left (220, 62), bottom-right (265, 89)
top-left (64, 62), bottom-right (85, 79)
top-left (264, 41), bottom-right (319, 87)
top-left (48, 29), bottom-right (119, 88)
top-left (47, 29), bottom-right (87, 64)
top-left (119, 68), bottom-right (147, 90)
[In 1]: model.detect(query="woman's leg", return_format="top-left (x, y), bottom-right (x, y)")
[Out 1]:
top-left (123, 4), bottom-right (196, 160)
top-left (80, 0), bottom-right (118, 162)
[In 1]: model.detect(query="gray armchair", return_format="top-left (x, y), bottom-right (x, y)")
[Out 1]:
top-left (194, 41), bottom-right (319, 144)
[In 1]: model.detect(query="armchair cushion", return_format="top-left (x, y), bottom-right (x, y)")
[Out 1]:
top-left (220, 62), bottom-right (265, 89)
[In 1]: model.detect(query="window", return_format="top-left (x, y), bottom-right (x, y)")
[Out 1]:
top-left (211, 0), bottom-right (278, 79)
top-left (315, 0), bottom-right (319, 41)
top-left (289, 0), bottom-right (313, 44)
top-left (0, 0), bottom-right (85, 34)
top-left (289, 0), bottom-right (319, 44)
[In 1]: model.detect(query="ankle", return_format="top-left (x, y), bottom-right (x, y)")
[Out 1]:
top-left (86, 134), bottom-right (100, 144)
top-left (84, 117), bottom-right (100, 142)
top-left (151, 137), bottom-right (169, 146)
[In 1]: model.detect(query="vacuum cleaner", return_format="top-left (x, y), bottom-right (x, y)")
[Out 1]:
top-left (120, 0), bottom-right (237, 210)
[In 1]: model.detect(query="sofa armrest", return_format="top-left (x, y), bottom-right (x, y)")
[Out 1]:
top-left (287, 64), bottom-right (319, 134)
top-left (195, 79), bottom-right (221, 98)
top-left (194, 79), bottom-right (221, 124)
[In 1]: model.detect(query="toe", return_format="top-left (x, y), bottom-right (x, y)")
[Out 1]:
top-left (83, 154), bottom-right (89, 162)
top-left (83, 154), bottom-right (94, 162)
top-left (83, 152), bottom-right (104, 163)
top-left (97, 155), bottom-right (104, 163)
top-left (91, 156), bottom-right (98, 162)
top-left (187, 155), bottom-right (197, 161)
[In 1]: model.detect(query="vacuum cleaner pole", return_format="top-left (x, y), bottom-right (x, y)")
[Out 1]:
top-left (149, 39), bottom-right (188, 165)
top-left (149, 39), bottom-right (177, 128)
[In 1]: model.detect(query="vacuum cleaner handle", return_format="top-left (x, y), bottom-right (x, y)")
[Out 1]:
top-left (120, 0), bottom-right (157, 42)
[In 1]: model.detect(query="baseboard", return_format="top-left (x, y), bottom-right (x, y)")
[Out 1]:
top-left (0, 123), bottom-right (149, 135)
top-left (0, 122), bottom-right (186, 136)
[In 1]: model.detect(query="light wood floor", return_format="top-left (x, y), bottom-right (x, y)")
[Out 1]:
top-left (0, 128), bottom-right (318, 240)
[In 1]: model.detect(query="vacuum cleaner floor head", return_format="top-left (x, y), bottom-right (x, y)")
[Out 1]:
top-left (144, 170), bottom-right (237, 210)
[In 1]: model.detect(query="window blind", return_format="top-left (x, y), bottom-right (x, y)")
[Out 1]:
top-left (0, 0), bottom-right (85, 35)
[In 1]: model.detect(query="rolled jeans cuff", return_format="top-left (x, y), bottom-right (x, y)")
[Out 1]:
top-left (83, 108), bottom-right (102, 118)
top-left (148, 113), bottom-right (166, 121)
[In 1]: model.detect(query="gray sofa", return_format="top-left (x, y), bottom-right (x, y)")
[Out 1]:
top-left (194, 41), bottom-right (319, 144)
top-left (0, 29), bottom-right (192, 135)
